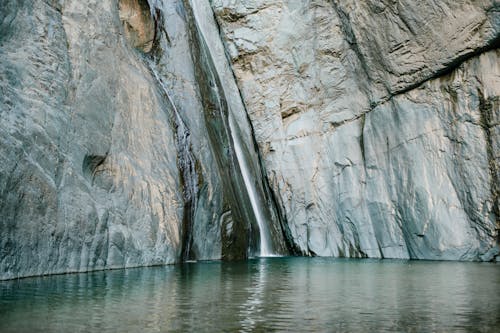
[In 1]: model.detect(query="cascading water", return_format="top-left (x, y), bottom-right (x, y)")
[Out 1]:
top-left (228, 116), bottom-right (273, 257)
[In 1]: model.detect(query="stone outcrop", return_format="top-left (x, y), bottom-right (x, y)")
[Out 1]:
top-left (118, 0), bottom-right (155, 52)
top-left (0, 0), bottom-right (187, 280)
top-left (0, 0), bottom-right (498, 279)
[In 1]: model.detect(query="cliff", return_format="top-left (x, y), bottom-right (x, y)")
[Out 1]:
top-left (0, 0), bottom-right (498, 279)
top-left (212, 0), bottom-right (499, 260)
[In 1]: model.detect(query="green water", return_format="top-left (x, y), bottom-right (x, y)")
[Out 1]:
top-left (1, 257), bottom-right (499, 332)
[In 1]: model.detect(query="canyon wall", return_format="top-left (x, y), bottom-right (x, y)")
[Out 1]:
top-left (0, 0), bottom-right (285, 280)
top-left (0, 0), bottom-right (498, 279)
top-left (212, 0), bottom-right (499, 260)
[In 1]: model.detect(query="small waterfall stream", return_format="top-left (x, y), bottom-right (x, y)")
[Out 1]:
top-left (228, 115), bottom-right (273, 256)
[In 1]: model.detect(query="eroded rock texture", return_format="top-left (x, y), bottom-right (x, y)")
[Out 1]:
top-left (0, 0), bottom-right (498, 280)
top-left (0, 0), bottom-right (182, 279)
top-left (0, 0), bottom-right (285, 280)
top-left (118, 0), bottom-right (155, 52)
top-left (212, 0), bottom-right (500, 260)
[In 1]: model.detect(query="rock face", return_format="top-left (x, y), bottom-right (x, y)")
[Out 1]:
top-left (212, 0), bottom-right (499, 259)
top-left (0, 0), bottom-right (286, 280)
top-left (0, 0), bottom-right (498, 279)
top-left (0, 0), bottom-right (178, 279)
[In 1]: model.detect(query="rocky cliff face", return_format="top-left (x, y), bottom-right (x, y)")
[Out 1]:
top-left (212, 0), bottom-right (499, 260)
top-left (0, 0), bottom-right (498, 279)
top-left (0, 0), bottom-right (286, 280)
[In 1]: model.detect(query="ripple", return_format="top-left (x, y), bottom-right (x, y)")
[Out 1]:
top-left (1, 258), bottom-right (499, 332)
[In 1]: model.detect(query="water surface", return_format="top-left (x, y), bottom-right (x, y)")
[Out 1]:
top-left (1, 257), bottom-right (499, 332)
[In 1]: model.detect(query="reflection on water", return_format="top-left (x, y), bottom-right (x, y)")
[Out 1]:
top-left (239, 260), bottom-right (266, 332)
top-left (1, 258), bottom-right (499, 332)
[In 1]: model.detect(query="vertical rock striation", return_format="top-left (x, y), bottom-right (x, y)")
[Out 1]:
top-left (0, 0), bottom-right (184, 279)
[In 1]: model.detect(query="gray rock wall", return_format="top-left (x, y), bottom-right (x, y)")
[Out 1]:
top-left (212, 0), bottom-right (499, 260)
top-left (0, 0), bottom-right (183, 279)
top-left (1, 0), bottom-right (498, 280)
top-left (0, 0), bottom-right (285, 280)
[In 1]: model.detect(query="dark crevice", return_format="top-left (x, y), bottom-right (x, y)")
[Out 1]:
top-left (177, 130), bottom-right (199, 262)
top-left (281, 107), bottom-right (302, 120)
top-left (359, 113), bottom-right (366, 168)
top-left (144, 54), bottom-right (200, 261)
top-left (376, 240), bottom-right (384, 259)
top-left (345, 216), bottom-right (368, 258)
top-left (329, 112), bottom-right (366, 130)
top-left (139, 2), bottom-right (201, 260)
top-left (478, 93), bottom-right (500, 244)
top-left (82, 153), bottom-right (108, 184)
top-left (151, 7), bottom-right (165, 53)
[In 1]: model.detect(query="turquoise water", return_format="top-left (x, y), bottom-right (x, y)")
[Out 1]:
top-left (1, 257), bottom-right (499, 332)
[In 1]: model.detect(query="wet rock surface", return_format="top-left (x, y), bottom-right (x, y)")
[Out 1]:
top-left (0, 0), bottom-right (183, 279)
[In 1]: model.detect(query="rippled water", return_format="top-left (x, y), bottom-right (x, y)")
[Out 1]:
top-left (1, 258), bottom-right (499, 332)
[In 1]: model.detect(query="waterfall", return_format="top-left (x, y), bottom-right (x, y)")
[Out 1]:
top-left (228, 116), bottom-right (273, 257)
top-left (188, 0), bottom-right (275, 257)
top-left (145, 0), bottom-right (280, 258)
